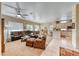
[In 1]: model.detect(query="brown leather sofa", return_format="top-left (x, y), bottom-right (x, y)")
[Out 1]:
top-left (26, 38), bottom-right (35, 47)
top-left (11, 31), bottom-right (39, 41)
top-left (26, 35), bottom-right (46, 49)
top-left (11, 32), bottom-right (22, 41)
top-left (33, 36), bottom-right (46, 49)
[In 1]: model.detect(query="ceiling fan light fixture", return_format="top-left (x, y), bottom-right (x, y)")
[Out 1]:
top-left (16, 14), bottom-right (21, 17)
top-left (60, 21), bottom-right (67, 23)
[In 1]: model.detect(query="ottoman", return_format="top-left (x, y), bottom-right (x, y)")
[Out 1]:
top-left (26, 38), bottom-right (35, 47)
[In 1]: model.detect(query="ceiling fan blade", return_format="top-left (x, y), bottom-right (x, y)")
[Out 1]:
top-left (16, 2), bottom-right (23, 15)
top-left (16, 2), bottom-right (26, 10)
top-left (16, 2), bottom-right (20, 10)
top-left (20, 14), bottom-right (25, 18)
top-left (4, 4), bottom-right (17, 10)
top-left (22, 14), bottom-right (28, 16)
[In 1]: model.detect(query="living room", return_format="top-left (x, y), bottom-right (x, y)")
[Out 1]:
top-left (0, 2), bottom-right (79, 56)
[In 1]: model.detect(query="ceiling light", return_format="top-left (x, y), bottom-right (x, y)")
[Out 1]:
top-left (16, 14), bottom-right (21, 17)
top-left (60, 21), bottom-right (67, 23)
top-left (61, 29), bottom-right (67, 31)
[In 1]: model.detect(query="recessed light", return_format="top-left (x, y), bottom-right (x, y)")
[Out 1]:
top-left (61, 29), bottom-right (67, 31)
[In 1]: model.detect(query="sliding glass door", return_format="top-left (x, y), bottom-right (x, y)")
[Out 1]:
top-left (4, 21), bottom-right (23, 42)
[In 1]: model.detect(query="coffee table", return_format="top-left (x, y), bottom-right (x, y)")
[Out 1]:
top-left (21, 35), bottom-right (30, 42)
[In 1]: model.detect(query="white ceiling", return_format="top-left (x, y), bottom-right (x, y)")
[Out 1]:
top-left (1, 2), bottom-right (79, 23)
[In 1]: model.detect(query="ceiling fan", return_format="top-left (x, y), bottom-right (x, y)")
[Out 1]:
top-left (4, 2), bottom-right (32, 18)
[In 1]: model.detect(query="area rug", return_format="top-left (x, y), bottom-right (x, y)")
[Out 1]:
top-left (60, 47), bottom-right (79, 56)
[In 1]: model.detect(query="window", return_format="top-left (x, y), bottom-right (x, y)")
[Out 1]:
top-left (8, 21), bottom-right (23, 31)
top-left (49, 25), bottom-right (53, 31)
top-left (6, 21), bottom-right (23, 40)
top-left (34, 25), bottom-right (39, 31)
top-left (26, 24), bottom-right (33, 31)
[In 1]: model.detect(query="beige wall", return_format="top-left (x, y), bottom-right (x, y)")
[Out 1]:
top-left (76, 4), bottom-right (79, 49)
top-left (72, 4), bottom-right (79, 50)
top-left (72, 5), bottom-right (76, 48)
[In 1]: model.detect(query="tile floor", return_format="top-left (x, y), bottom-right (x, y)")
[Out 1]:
top-left (3, 31), bottom-right (79, 56)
